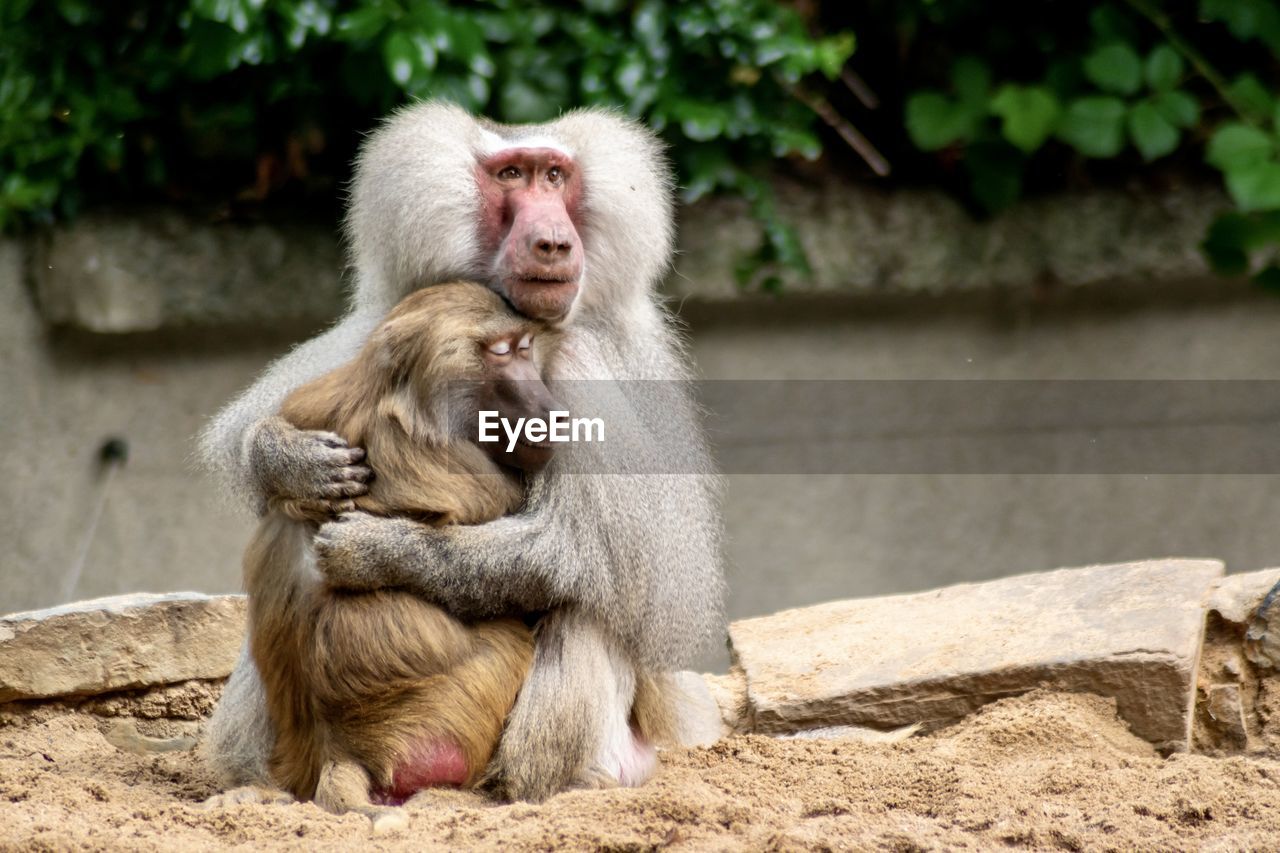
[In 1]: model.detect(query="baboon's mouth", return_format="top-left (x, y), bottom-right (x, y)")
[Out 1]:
top-left (514, 275), bottom-right (575, 286)
top-left (517, 438), bottom-right (554, 450)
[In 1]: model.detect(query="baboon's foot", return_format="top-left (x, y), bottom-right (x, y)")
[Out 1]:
top-left (200, 785), bottom-right (294, 808)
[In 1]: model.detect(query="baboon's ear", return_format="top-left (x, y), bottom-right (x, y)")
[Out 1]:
top-left (369, 322), bottom-right (412, 385)
top-left (376, 382), bottom-right (453, 443)
top-left (376, 385), bottom-right (423, 437)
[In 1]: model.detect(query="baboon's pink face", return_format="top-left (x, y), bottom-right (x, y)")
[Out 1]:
top-left (475, 147), bottom-right (584, 322)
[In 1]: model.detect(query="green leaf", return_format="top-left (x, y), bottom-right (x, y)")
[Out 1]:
top-left (905, 92), bottom-right (978, 151)
top-left (1152, 90), bottom-right (1199, 128)
top-left (1144, 45), bottom-right (1183, 91)
top-left (1201, 0), bottom-right (1280, 55)
top-left (1228, 74), bottom-right (1276, 123)
top-left (1127, 101), bottom-right (1179, 161)
top-left (55, 0), bottom-right (91, 25)
top-left (614, 50), bottom-right (647, 99)
top-left (674, 101), bottom-right (727, 142)
top-left (815, 32), bottom-right (856, 80)
top-left (989, 85), bottom-right (1060, 152)
top-left (1206, 124), bottom-right (1275, 171)
top-left (1227, 161), bottom-right (1280, 211)
top-left (770, 126), bottom-right (821, 160)
top-left (1083, 43), bottom-right (1142, 96)
top-left (1056, 96), bottom-right (1127, 158)
top-left (335, 6), bottom-right (386, 41)
top-left (382, 31), bottom-right (417, 86)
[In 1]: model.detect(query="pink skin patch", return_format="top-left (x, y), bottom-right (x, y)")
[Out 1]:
top-left (372, 738), bottom-right (469, 805)
top-left (473, 147), bottom-right (584, 322)
top-left (615, 729), bottom-right (658, 788)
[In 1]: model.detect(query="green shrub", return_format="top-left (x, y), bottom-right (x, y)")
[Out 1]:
top-left (893, 0), bottom-right (1280, 287)
top-left (0, 0), bottom-right (852, 289)
top-left (5, 0), bottom-right (1280, 288)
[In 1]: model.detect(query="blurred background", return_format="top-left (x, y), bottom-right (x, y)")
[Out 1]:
top-left (4, 1), bottom-right (1280, 646)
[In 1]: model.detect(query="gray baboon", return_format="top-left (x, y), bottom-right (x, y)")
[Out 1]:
top-left (201, 102), bottom-right (725, 802)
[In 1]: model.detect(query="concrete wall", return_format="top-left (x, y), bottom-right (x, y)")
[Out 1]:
top-left (5, 189), bottom-right (1280, 664)
top-left (684, 293), bottom-right (1280, 624)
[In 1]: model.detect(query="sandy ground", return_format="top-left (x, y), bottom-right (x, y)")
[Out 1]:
top-left (2, 688), bottom-right (1279, 851)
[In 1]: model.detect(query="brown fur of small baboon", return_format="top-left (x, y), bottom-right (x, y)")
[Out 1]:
top-left (245, 282), bottom-right (539, 805)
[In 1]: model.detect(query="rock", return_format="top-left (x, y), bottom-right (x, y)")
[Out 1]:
top-left (1204, 684), bottom-right (1248, 747)
top-left (104, 719), bottom-right (198, 754)
top-left (778, 723), bottom-right (920, 743)
top-left (702, 668), bottom-right (748, 735)
top-left (0, 593), bottom-right (246, 703)
top-left (1207, 568), bottom-right (1280, 625)
top-left (729, 559), bottom-right (1223, 752)
top-left (1246, 591), bottom-right (1280, 672)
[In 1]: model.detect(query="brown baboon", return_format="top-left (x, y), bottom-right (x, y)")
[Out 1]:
top-left (244, 282), bottom-right (559, 826)
top-left (203, 103), bottom-right (725, 802)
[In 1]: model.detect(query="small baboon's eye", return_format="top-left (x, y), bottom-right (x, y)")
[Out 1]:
top-left (497, 165), bottom-right (522, 180)
top-left (488, 340), bottom-right (512, 356)
top-left (547, 166), bottom-right (563, 184)
top-left (517, 333), bottom-right (533, 351)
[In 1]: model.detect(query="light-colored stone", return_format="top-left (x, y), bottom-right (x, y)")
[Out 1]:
top-left (729, 559), bottom-right (1224, 751)
top-left (0, 593), bottom-right (246, 703)
top-left (1207, 568), bottom-right (1280, 624)
top-left (104, 719), bottom-right (198, 754)
top-left (702, 668), bottom-right (748, 735)
top-left (1204, 684), bottom-right (1248, 747)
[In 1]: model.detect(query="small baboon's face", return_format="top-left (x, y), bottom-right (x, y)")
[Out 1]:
top-left (472, 323), bottom-right (560, 473)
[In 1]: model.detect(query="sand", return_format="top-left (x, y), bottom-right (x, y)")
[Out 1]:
top-left (2, 687), bottom-right (1279, 851)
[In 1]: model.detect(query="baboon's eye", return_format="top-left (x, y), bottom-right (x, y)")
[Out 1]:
top-left (547, 166), bottom-right (563, 185)
top-left (488, 340), bottom-right (512, 356)
top-left (517, 333), bottom-right (533, 351)
top-left (497, 165), bottom-right (522, 180)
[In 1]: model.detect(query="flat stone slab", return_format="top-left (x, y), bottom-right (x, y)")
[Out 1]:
top-left (729, 559), bottom-right (1223, 751)
top-left (0, 593), bottom-right (246, 703)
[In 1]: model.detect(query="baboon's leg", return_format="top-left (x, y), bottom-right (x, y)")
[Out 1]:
top-left (314, 759), bottom-right (408, 835)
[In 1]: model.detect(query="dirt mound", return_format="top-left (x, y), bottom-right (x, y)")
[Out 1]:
top-left (3, 689), bottom-right (1280, 850)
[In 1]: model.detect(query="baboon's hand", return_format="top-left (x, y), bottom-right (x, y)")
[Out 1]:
top-left (249, 415), bottom-right (371, 518)
top-left (314, 512), bottom-right (433, 592)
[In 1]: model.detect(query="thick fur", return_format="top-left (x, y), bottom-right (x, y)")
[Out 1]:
top-left (200, 103), bottom-right (726, 800)
top-left (247, 284), bottom-right (536, 808)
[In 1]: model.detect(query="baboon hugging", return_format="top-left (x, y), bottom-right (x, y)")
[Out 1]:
top-left (243, 282), bottom-right (555, 817)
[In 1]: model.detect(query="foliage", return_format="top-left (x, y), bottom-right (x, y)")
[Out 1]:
top-left (0, 0), bottom-right (852, 290)
top-left (5, 0), bottom-right (1280, 289)
top-left (897, 0), bottom-right (1280, 288)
